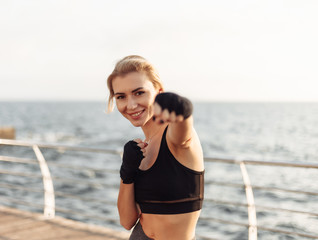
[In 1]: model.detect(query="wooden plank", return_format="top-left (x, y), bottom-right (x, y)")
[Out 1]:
top-left (0, 215), bottom-right (28, 224)
top-left (0, 217), bottom-right (40, 233)
top-left (0, 206), bottom-right (130, 240)
top-left (0, 219), bottom-right (46, 235)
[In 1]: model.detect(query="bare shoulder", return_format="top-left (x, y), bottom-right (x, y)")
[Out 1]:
top-left (167, 128), bottom-right (204, 172)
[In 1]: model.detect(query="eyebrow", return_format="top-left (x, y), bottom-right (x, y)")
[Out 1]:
top-left (114, 87), bottom-right (144, 96)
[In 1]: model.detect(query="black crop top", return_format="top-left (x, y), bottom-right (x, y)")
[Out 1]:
top-left (134, 127), bottom-right (204, 214)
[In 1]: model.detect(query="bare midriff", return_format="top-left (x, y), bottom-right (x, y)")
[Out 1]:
top-left (139, 210), bottom-right (201, 240)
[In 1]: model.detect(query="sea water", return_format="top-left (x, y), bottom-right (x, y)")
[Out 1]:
top-left (1, 101), bottom-right (318, 239)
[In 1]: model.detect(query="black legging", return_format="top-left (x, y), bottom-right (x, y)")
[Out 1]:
top-left (129, 221), bottom-right (153, 240)
top-left (129, 221), bottom-right (196, 240)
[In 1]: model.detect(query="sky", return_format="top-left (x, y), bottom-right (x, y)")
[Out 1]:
top-left (0, 0), bottom-right (318, 102)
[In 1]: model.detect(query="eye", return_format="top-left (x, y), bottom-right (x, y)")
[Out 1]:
top-left (116, 95), bottom-right (125, 100)
top-left (135, 91), bottom-right (145, 96)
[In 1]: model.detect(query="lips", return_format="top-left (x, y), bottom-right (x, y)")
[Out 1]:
top-left (128, 110), bottom-right (144, 119)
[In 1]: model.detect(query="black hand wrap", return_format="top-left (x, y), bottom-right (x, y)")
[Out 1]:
top-left (120, 141), bottom-right (144, 184)
top-left (155, 92), bottom-right (193, 119)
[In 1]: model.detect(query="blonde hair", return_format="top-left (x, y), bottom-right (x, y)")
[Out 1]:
top-left (106, 55), bottom-right (163, 112)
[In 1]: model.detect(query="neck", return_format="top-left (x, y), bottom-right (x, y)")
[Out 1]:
top-left (142, 119), bottom-right (167, 142)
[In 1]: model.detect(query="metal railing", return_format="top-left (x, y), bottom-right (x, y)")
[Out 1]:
top-left (202, 157), bottom-right (318, 239)
top-left (1, 138), bottom-right (318, 240)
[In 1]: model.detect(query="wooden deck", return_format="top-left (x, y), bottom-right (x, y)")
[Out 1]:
top-left (0, 206), bottom-right (130, 240)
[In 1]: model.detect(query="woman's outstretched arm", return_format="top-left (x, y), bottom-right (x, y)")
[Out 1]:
top-left (153, 92), bottom-right (194, 148)
top-left (167, 116), bottom-right (194, 148)
top-left (153, 92), bottom-right (204, 171)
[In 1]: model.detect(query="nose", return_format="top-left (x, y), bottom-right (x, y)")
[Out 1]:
top-left (127, 96), bottom-right (138, 110)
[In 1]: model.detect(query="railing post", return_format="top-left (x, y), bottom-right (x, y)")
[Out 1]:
top-left (33, 145), bottom-right (55, 219)
top-left (239, 161), bottom-right (258, 240)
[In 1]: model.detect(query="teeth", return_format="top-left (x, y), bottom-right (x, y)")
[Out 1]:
top-left (132, 111), bottom-right (142, 117)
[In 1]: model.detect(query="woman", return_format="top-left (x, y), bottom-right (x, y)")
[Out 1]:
top-left (107, 55), bottom-right (204, 240)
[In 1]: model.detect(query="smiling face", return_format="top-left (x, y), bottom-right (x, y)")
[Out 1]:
top-left (112, 71), bottom-right (160, 127)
